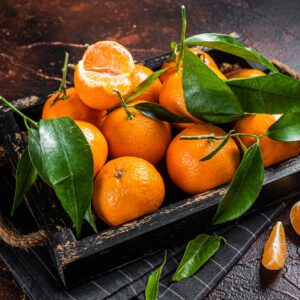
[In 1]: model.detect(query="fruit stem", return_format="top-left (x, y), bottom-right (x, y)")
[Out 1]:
top-left (176, 5), bottom-right (187, 69)
top-left (113, 90), bottom-right (134, 120)
top-left (0, 96), bottom-right (39, 129)
top-left (51, 52), bottom-right (70, 106)
top-left (180, 132), bottom-right (261, 140)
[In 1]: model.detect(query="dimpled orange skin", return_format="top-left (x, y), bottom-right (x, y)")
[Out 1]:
top-left (226, 68), bottom-right (266, 79)
top-left (159, 71), bottom-right (203, 129)
top-left (102, 102), bottom-right (171, 165)
top-left (42, 88), bottom-right (105, 127)
top-left (290, 201), bottom-right (300, 235)
top-left (262, 221), bottom-right (287, 270)
top-left (75, 120), bottom-right (108, 176)
top-left (234, 114), bottom-right (300, 168)
top-left (130, 64), bottom-right (162, 102)
top-left (166, 124), bottom-right (241, 194)
top-left (160, 48), bottom-right (218, 82)
top-left (92, 156), bottom-right (165, 226)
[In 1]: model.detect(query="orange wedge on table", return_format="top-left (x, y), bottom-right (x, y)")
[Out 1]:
top-left (74, 41), bottom-right (135, 110)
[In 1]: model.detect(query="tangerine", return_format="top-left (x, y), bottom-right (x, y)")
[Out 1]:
top-left (92, 156), bottom-right (165, 226)
top-left (290, 201), bottom-right (300, 235)
top-left (262, 221), bottom-right (287, 270)
top-left (74, 41), bottom-right (135, 110)
top-left (226, 68), bottom-right (266, 79)
top-left (75, 120), bottom-right (108, 176)
top-left (166, 124), bottom-right (240, 194)
top-left (234, 114), bottom-right (300, 167)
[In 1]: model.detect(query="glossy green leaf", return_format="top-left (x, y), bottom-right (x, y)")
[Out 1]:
top-left (39, 117), bottom-right (93, 236)
top-left (227, 73), bottom-right (300, 113)
top-left (182, 46), bottom-right (243, 122)
top-left (127, 67), bottom-right (170, 102)
top-left (28, 128), bottom-right (51, 186)
top-left (145, 251), bottom-right (167, 300)
top-left (267, 113), bottom-right (300, 142)
top-left (199, 131), bottom-right (233, 161)
top-left (12, 147), bottom-right (38, 215)
top-left (172, 234), bottom-right (223, 281)
top-left (134, 102), bottom-right (192, 123)
top-left (185, 33), bottom-right (277, 72)
top-left (84, 204), bottom-right (98, 233)
top-left (213, 143), bottom-right (264, 225)
top-left (198, 113), bottom-right (242, 124)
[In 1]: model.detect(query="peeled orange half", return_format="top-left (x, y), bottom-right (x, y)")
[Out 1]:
top-left (74, 41), bottom-right (135, 110)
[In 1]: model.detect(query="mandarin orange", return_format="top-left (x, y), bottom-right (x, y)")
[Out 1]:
top-left (226, 68), bottom-right (266, 79)
top-left (290, 201), bottom-right (300, 235)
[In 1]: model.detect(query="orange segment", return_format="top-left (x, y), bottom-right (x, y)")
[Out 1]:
top-left (74, 41), bottom-right (135, 110)
top-left (290, 201), bottom-right (300, 235)
top-left (262, 221), bottom-right (287, 270)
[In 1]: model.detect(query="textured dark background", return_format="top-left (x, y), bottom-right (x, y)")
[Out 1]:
top-left (1, 0), bottom-right (300, 299)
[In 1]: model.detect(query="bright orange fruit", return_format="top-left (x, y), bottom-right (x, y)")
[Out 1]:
top-left (226, 68), bottom-right (266, 79)
top-left (74, 41), bottom-right (135, 110)
top-left (290, 201), bottom-right (300, 235)
top-left (262, 221), bottom-right (287, 270)
top-left (92, 156), bottom-right (165, 226)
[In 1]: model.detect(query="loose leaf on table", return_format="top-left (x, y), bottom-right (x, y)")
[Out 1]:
top-left (39, 117), bottom-right (94, 236)
top-left (213, 142), bottom-right (264, 225)
top-left (84, 204), bottom-right (98, 233)
top-left (267, 113), bottom-right (300, 142)
top-left (227, 73), bottom-right (300, 114)
top-left (127, 67), bottom-right (170, 102)
top-left (185, 33), bottom-right (278, 72)
top-left (12, 147), bottom-right (38, 215)
top-left (145, 251), bottom-right (167, 300)
top-left (182, 46), bottom-right (243, 123)
top-left (199, 131), bottom-right (233, 161)
top-left (172, 234), bottom-right (223, 281)
top-left (134, 102), bottom-right (192, 123)
top-left (28, 128), bottom-right (51, 186)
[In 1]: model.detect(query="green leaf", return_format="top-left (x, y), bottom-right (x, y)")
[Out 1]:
top-left (197, 113), bottom-right (242, 124)
top-left (227, 73), bottom-right (300, 114)
top-left (182, 46), bottom-right (243, 123)
top-left (84, 204), bottom-right (98, 233)
top-left (39, 117), bottom-right (94, 236)
top-left (134, 102), bottom-right (192, 123)
top-left (12, 147), bottom-right (38, 215)
top-left (185, 33), bottom-right (277, 72)
top-left (267, 113), bottom-right (300, 142)
top-left (127, 67), bottom-right (170, 102)
top-left (213, 143), bottom-right (264, 225)
top-left (172, 234), bottom-right (223, 281)
top-left (145, 251), bottom-right (167, 300)
top-left (199, 131), bottom-right (233, 161)
top-left (28, 128), bottom-right (51, 186)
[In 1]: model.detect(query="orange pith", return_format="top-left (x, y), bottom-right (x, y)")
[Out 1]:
top-left (290, 201), bottom-right (300, 235)
top-left (226, 68), bottom-right (266, 79)
top-left (234, 114), bottom-right (300, 167)
top-left (42, 87), bottom-right (105, 127)
top-left (262, 221), bottom-right (287, 270)
top-left (92, 156), bottom-right (165, 226)
top-left (101, 101), bottom-right (171, 165)
top-left (130, 64), bottom-right (162, 102)
top-left (74, 41), bottom-right (135, 110)
top-left (166, 124), bottom-right (241, 194)
top-left (75, 120), bottom-right (108, 176)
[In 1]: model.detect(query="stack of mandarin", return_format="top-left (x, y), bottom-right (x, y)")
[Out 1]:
top-left (41, 41), bottom-right (300, 227)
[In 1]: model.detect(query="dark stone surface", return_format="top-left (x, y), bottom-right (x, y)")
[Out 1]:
top-left (1, 0), bottom-right (300, 299)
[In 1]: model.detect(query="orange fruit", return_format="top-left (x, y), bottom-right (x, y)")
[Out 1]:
top-left (234, 114), bottom-right (300, 168)
top-left (166, 124), bottom-right (241, 194)
top-left (159, 71), bottom-right (203, 129)
top-left (262, 221), bottom-right (287, 270)
top-left (74, 41), bottom-right (135, 110)
top-left (92, 156), bottom-right (165, 226)
top-left (290, 201), bottom-right (300, 235)
top-left (101, 101), bottom-right (171, 165)
top-left (130, 64), bottom-right (162, 102)
top-left (75, 120), bottom-right (108, 176)
top-left (226, 68), bottom-right (266, 79)
top-left (42, 88), bottom-right (105, 127)
top-left (160, 48), bottom-right (218, 82)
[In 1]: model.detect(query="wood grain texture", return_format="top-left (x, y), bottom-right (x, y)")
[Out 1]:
top-left (1, 0), bottom-right (300, 299)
